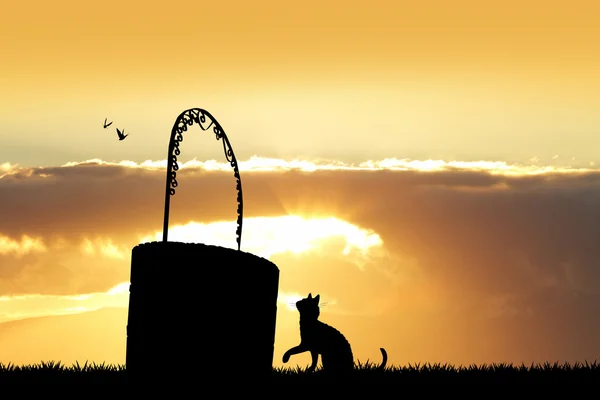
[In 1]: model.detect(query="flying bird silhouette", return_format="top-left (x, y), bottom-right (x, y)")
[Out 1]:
top-left (116, 128), bottom-right (129, 141)
top-left (103, 118), bottom-right (113, 129)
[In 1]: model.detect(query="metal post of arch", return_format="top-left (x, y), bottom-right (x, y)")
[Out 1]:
top-left (162, 108), bottom-right (243, 251)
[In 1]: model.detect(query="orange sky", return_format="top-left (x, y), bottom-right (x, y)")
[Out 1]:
top-left (2, 160), bottom-right (600, 368)
top-left (1, 1), bottom-right (600, 166)
top-left (1, 1), bottom-right (600, 369)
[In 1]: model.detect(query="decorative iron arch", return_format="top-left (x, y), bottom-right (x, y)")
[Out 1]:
top-left (162, 108), bottom-right (243, 251)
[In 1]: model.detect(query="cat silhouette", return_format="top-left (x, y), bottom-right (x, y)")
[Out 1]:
top-left (283, 293), bottom-right (387, 376)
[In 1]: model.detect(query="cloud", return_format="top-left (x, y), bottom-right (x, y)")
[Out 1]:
top-left (0, 235), bottom-right (131, 297)
top-left (80, 237), bottom-right (129, 260)
top-left (3, 157), bottom-right (600, 297)
top-left (0, 162), bottom-right (18, 179)
top-left (139, 215), bottom-right (383, 262)
top-left (3, 157), bottom-right (600, 363)
top-left (3, 156), bottom-right (595, 179)
top-left (0, 281), bottom-right (130, 323)
top-left (0, 234), bottom-right (46, 257)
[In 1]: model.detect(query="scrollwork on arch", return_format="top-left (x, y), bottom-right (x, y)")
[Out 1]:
top-left (163, 108), bottom-right (243, 251)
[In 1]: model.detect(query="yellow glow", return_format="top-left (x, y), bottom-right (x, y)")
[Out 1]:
top-left (21, 156), bottom-right (596, 177)
top-left (278, 291), bottom-right (338, 311)
top-left (81, 238), bottom-right (94, 256)
top-left (0, 234), bottom-right (47, 256)
top-left (4, 0), bottom-right (600, 369)
top-left (0, 162), bottom-right (14, 178)
top-left (0, 281), bottom-right (130, 323)
top-left (278, 292), bottom-right (306, 311)
top-left (139, 215), bottom-right (383, 260)
top-left (107, 282), bottom-right (130, 295)
top-left (79, 237), bottom-right (128, 260)
top-left (1, 215), bottom-right (382, 325)
top-left (1, 156), bottom-right (597, 182)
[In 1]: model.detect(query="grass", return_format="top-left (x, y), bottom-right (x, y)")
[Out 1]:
top-left (0, 361), bottom-right (127, 384)
top-left (273, 359), bottom-right (600, 385)
top-left (1, 359), bottom-right (599, 384)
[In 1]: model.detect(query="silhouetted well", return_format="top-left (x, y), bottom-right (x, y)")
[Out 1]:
top-left (126, 241), bottom-right (279, 381)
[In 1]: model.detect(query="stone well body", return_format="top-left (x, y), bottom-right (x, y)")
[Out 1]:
top-left (126, 241), bottom-right (279, 380)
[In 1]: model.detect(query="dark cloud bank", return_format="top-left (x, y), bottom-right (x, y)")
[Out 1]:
top-left (2, 162), bottom-right (600, 363)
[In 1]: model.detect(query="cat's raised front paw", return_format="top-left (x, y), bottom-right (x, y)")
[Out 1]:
top-left (282, 352), bottom-right (290, 363)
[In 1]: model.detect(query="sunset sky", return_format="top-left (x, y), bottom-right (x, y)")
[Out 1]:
top-left (1, 0), bottom-right (600, 369)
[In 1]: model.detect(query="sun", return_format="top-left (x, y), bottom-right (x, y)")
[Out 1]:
top-left (138, 214), bottom-right (383, 260)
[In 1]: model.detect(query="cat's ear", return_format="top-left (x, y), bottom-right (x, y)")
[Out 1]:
top-left (315, 294), bottom-right (320, 303)
top-left (307, 293), bottom-right (312, 299)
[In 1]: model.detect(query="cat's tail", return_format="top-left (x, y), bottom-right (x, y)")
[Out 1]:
top-left (377, 348), bottom-right (388, 370)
